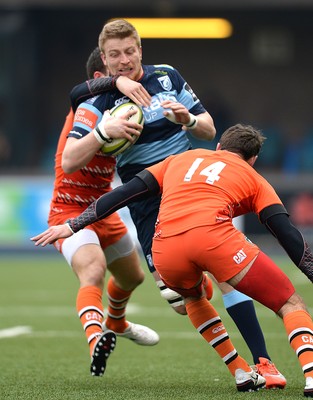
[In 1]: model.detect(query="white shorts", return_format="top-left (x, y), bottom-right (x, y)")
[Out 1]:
top-left (61, 228), bottom-right (135, 267)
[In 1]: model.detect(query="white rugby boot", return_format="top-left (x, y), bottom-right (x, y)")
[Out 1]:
top-left (235, 367), bottom-right (266, 392)
top-left (304, 376), bottom-right (313, 397)
top-left (102, 321), bottom-right (159, 346)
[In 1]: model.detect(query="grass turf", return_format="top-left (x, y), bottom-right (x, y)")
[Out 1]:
top-left (0, 252), bottom-right (311, 399)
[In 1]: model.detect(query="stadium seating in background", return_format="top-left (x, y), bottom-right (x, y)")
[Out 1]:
top-left (299, 128), bottom-right (313, 172)
top-left (256, 126), bottom-right (284, 170)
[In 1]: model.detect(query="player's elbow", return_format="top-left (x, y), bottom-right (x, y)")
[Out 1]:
top-left (206, 114), bottom-right (217, 140)
top-left (62, 156), bottom-right (77, 174)
top-left (206, 124), bottom-right (216, 141)
top-left (194, 113), bottom-right (216, 141)
top-left (194, 123), bottom-right (216, 142)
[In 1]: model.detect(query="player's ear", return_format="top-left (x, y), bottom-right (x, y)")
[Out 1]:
top-left (93, 71), bottom-right (104, 79)
top-left (216, 142), bottom-right (221, 151)
top-left (247, 155), bottom-right (258, 166)
top-left (100, 52), bottom-right (107, 66)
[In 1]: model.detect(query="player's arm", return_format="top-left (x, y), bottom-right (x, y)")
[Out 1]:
top-left (62, 109), bottom-right (142, 174)
top-left (68, 170), bottom-right (159, 233)
top-left (30, 170), bottom-right (160, 246)
top-left (259, 204), bottom-right (313, 282)
top-left (70, 75), bottom-right (151, 111)
top-left (161, 100), bottom-right (216, 141)
top-left (184, 110), bottom-right (215, 141)
top-left (70, 76), bottom-right (119, 110)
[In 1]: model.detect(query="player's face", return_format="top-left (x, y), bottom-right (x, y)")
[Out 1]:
top-left (102, 37), bottom-right (143, 81)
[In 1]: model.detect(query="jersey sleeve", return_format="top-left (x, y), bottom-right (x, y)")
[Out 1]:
top-left (252, 174), bottom-right (284, 216)
top-left (70, 76), bottom-right (117, 111)
top-left (170, 68), bottom-right (206, 115)
top-left (232, 170), bottom-right (283, 218)
top-left (145, 156), bottom-right (175, 192)
top-left (67, 102), bottom-right (103, 139)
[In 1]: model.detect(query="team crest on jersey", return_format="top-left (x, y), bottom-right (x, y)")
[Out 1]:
top-left (158, 75), bottom-right (172, 91)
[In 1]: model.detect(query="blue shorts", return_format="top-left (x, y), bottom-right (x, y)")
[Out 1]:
top-left (127, 194), bottom-right (162, 273)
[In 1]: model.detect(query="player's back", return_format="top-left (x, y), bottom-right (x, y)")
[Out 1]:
top-left (148, 148), bottom-right (280, 236)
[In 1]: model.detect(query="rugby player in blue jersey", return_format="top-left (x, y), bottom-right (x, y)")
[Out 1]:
top-left (66, 19), bottom-right (285, 387)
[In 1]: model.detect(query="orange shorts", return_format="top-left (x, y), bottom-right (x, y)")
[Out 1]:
top-left (48, 207), bottom-right (127, 251)
top-left (152, 222), bottom-right (259, 289)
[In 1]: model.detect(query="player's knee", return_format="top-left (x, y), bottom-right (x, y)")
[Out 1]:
top-left (133, 268), bottom-right (145, 286)
top-left (163, 290), bottom-right (187, 315)
top-left (156, 281), bottom-right (187, 315)
top-left (74, 261), bottom-right (106, 287)
top-left (278, 292), bottom-right (308, 317)
top-left (171, 303), bottom-right (187, 315)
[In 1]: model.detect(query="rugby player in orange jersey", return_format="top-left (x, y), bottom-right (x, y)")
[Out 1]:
top-left (32, 124), bottom-right (313, 396)
top-left (46, 47), bottom-right (159, 378)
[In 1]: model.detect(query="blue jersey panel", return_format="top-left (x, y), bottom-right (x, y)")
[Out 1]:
top-left (69, 64), bottom-right (207, 178)
top-left (117, 130), bottom-right (191, 167)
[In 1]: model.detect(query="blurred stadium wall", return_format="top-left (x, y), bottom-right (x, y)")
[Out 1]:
top-left (0, 2), bottom-right (312, 253)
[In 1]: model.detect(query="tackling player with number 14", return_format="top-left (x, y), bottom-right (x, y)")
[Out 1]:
top-left (32, 124), bottom-right (313, 396)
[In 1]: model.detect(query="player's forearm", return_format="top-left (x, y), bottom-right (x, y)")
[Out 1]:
top-left (67, 176), bottom-right (159, 233)
top-left (188, 112), bottom-right (216, 141)
top-left (62, 134), bottom-right (102, 173)
top-left (70, 76), bottom-right (119, 111)
top-left (263, 211), bottom-right (313, 282)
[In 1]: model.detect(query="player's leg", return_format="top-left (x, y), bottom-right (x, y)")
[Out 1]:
top-left (185, 296), bottom-right (265, 392)
top-left (152, 231), bottom-right (265, 392)
top-left (232, 251), bottom-right (313, 397)
top-left (127, 196), bottom-right (187, 314)
top-left (215, 279), bottom-right (270, 362)
top-left (103, 231), bottom-right (159, 346)
top-left (210, 277), bottom-right (285, 388)
top-left (60, 229), bottom-right (116, 377)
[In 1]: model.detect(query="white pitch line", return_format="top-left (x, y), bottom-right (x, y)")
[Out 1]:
top-left (0, 326), bottom-right (32, 339)
top-left (21, 330), bottom-right (286, 340)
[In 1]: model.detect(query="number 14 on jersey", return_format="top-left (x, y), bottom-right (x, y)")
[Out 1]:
top-left (184, 158), bottom-right (226, 185)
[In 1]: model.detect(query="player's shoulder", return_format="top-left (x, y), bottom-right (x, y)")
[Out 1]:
top-left (153, 63), bottom-right (175, 70)
top-left (76, 93), bottom-right (108, 114)
top-left (144, 63), bottom-right (178, 75)
top-left (74, 93), bottom-right (99, 108)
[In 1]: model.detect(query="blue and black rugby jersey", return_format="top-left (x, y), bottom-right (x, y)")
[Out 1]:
top-left (69, 64), bottom-right (207, 183)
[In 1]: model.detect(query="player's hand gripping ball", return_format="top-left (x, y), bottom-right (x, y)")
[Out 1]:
top-left (101, 102), bottom-right (144, 156)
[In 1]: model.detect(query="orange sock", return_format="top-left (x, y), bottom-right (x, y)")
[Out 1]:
top-left (76, 285), bottom-right (104, 355)
top-left (105, 276), bottom-right (132, 333)
top-left (283, 309), bottom-right (313, 379)
top-left (186, 297), bottom-right (250, 376)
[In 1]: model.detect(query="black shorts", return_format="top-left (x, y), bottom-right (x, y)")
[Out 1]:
top-left (127, 194), bottom-right (162, 273)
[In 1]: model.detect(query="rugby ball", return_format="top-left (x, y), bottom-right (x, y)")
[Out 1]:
top-left (101, 102), bottom-right (144, 156)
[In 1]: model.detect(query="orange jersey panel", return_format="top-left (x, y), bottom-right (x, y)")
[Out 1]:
top-left (147, 148), bottom-right (282, 237)
top-left (49, 108), bottom-right (116, 214)
top-left (74, 107), bottom-right (99, 129)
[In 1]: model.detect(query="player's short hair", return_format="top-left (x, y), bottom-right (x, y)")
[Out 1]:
top-left (219, 124), bottom-right (266, 160)
top-left (86, 47), bottom-right (106, 79)
top-left (98, 19), bottom-right (141, 52)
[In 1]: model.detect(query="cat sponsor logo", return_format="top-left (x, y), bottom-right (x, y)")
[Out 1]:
top-left (233, 249), bottom-right (247, 264)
